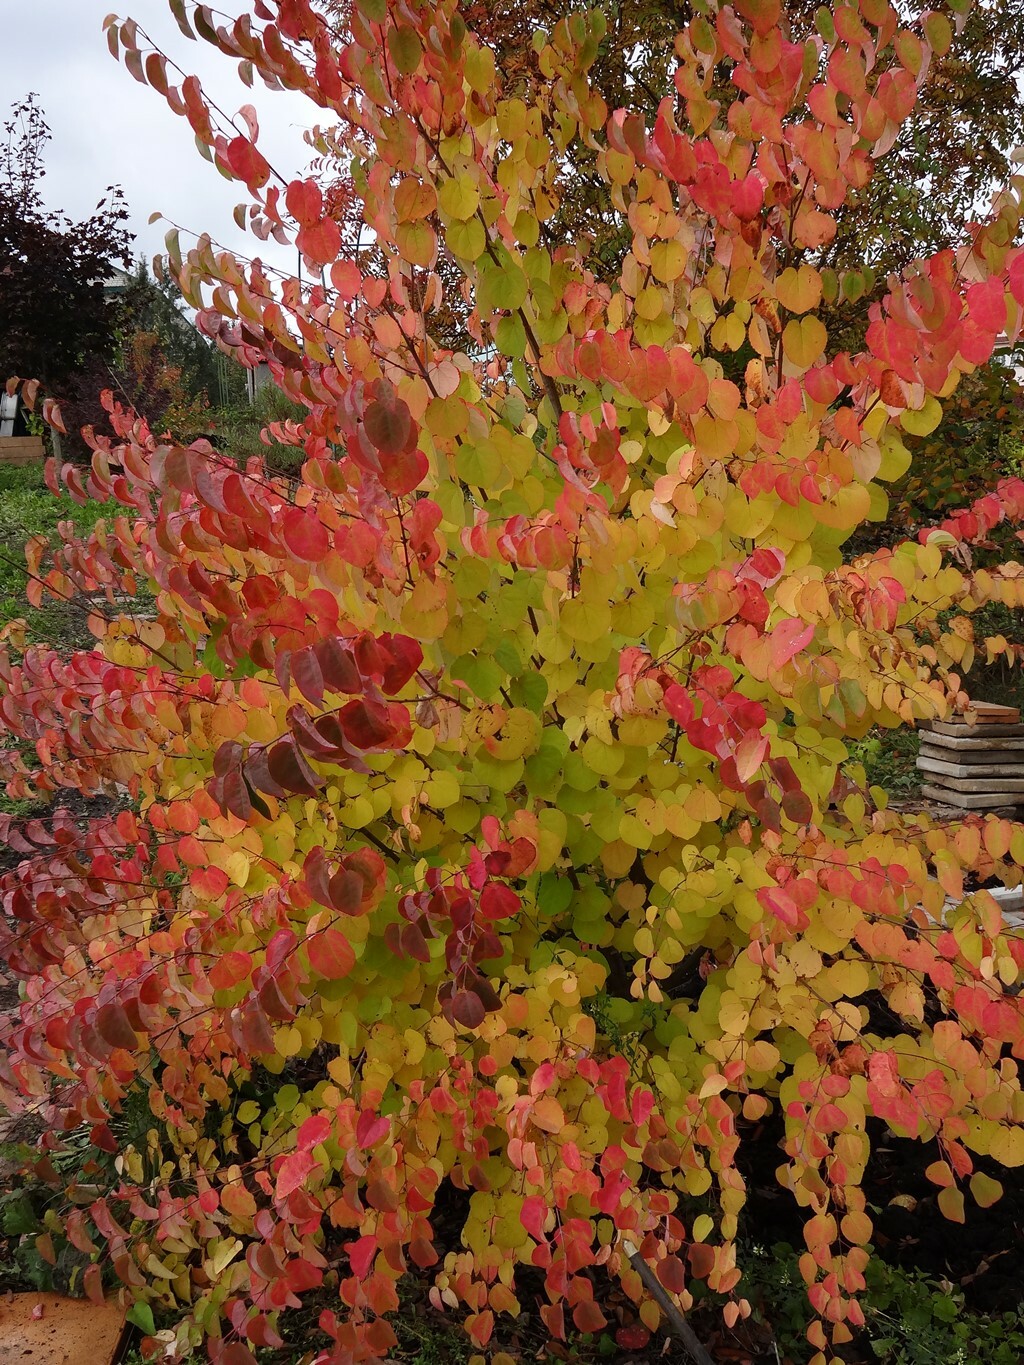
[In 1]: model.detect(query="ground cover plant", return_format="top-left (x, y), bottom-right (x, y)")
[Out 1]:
top-left (5, 1), bottom-right (1024, 1363)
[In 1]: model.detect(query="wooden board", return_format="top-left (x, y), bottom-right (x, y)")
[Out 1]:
top-left (922, 772), bottom-right (1024, 792)
top-left (963, 701), bottom-right (1021, 721)
top-left (920, 745), bottom-right (1024, 767)
top-left (920, 730), bottom-right (1024, 753)
top-left (0, 436), bottom-right (44, 465)
top-left (924, 721), bottom-right (1024, 739)
top-left (0, 1293), bottom-right (127, 1364)
top-left (921, 784), bottom-right (1024, 809)
top-left (917, 755), bottom-right (1024, 779)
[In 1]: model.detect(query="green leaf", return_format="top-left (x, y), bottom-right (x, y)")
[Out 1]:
top-left (127, 1302), bottom-right (157, 1335)
top-left (478, 255), bottom-right (528, 313)
top-left (387, 25), bottom-right (423, 74)
top-left (447, 218), bottom-right (486, 261)
top-left (538, 873), bottom-right (573, 917)
top-left (451, 652), bottom-right (504, 700)
top-left (495, 314), bottom-right (528, 357)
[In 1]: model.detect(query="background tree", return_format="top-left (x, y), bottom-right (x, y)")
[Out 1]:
top-left (59, 260), bottom-right (246, 453)
top-left (0, 95), bottom-right (133, 400)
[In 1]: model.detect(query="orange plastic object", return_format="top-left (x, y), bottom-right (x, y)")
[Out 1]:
top-left (0, 1292), bottom-right (127, 1363)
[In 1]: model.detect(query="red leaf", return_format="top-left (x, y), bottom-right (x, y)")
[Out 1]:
top-left (380, 444), bottom-right (428, 495)
top-left (209, 951), bottom-right (252, 991)
top-left (286, 178), bottom-right (323, 227)
top-left (616, 1324), bottom-right (651, 1350)
top-left (451, 989), bottom-right (485, 1029)
top-left (83, 1263), bottom-right (105, 1306)
top-left (520, 1194), bottom-right (547, 1241)
top-left (266, 739), bottom-right (321, 795)
top-left (316, 637), bottom-right (361, 693)
top-left (769, 617), bottom-right (814, 666)
top-left (356, 1110), bottom-right (390, 1147)
top-left (572, 1300), bottom-right (607, 1334)
top-left (331, 259), bottom-right (361, 300)
top-left (307, 927), bottom-right (355, 980)
top-left (282, 509), bottom-right (331, 562)
top-left (480, 883), bottom-right (520, 920)
top-left (225, 136), bottom-right (271, 190)
top-left (292, 649), bottom-right (325, 706)
top-left (42, 398), bottom-right (66, 435)
top-left (364, 393), bottom-right (412, 455)
top-left (297, 217), bottom-right (341, 265)
top-left (297, 1114), bottom-right (331, 1150)
top-left (867, 1050), bottom-right (900, 1098)
top-left (329, 867), bottom-right (364, 915)
top-left (220, 767), bottom-right (254, 821)
top-left (221, 1348), bottom-right (259, 1365)
top-left (732, 171), bottom-right (764, 220)
top-left (347, 1234), bottom-right (377, 1278)
top-left (290, 705), bottom-right (344, 760)
top-left (96, 1002), bottom-right (138, 1051)
top-left (338, 698), bottom-right (396, 749)
top-left (657, 1253), bottom-right (686, 1295)
top-left (400, 921), bottom-right (431, 962)
top-left (304, 847), bottom-right (334, 906)
top-left (781, 789), bottom-right (813, 824)
top-left (379, 634), bottom-right (423, 693)
top-left (239, 1003), bottom-right (275, 1055)
top-left (663, 683), bottom-right (694, 726)
top-left (409, 1236), bottom-right (438, 1268)
top-left (276, 1150), bottom-right (316, 1199)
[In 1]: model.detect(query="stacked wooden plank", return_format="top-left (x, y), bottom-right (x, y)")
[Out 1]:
top-left (0, 435), bottom-right (44, 465)
top-left (918, 702), bottom-right (1024, 810)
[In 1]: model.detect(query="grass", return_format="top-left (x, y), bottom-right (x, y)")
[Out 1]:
top-left (848, 726), bottom-right (922, 802)
top-left (0, 462), bottom-right (108, 646)
top-left (0, 461), bottom-right (111, 816)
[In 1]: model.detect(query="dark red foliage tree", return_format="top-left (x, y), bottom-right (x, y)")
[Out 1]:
top-left (0, 95), bottom-right (133, 399)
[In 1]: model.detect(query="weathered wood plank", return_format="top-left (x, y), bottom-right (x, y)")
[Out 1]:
top-left (0, 436), bottom-right (45, 464)
top-left (961, 701), bottom-right (1021, 721)
top-left (921, 784), bottom-right (1024, 809)
top-left (922, 772), bottom-right (1024, 792)
top-left (924, 721), bottom-right (1024, 739)
top-left (917, 755), bottom-right (1024, 779)
top-left (920, 731), bottom-right (1024, 753)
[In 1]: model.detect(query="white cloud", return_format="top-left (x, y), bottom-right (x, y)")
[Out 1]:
top-left (6, 0), bottom-right (320, 279)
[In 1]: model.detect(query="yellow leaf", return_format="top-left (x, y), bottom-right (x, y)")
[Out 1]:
top-left (782, 317), bottom-right (827, 369)
top-left (225, 851), bottom-right (250, 887)
top-left (776, 264), bottom-right (822, 314)
top-left (438, 175), bottom-right (479, 221)
top-left (969, 1172), bottom-right (1002, 1208)
top-left (937, 1186), bottom-right (965, 1223)
top-left (692, 1213), bottom-right (714, 1242)
top-left (532, 1096), bottom-right (564, 1133)
top-left (901, 395), bottom-right (942, 436)
top-left (650, 239), bottom-right (686, 282)
top-left (561, 597), bottom-right (611, 643)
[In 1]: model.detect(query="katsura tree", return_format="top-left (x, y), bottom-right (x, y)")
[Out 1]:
top-left (5, 2), bottom-right (1024, 1363)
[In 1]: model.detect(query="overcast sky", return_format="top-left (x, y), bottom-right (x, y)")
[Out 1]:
top-left (5, 0), bottom-right (318, 277)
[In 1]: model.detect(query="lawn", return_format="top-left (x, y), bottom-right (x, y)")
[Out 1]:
top-left (0, 460), bottom-right (111, 816)
top-left (0, 460), bottom-right (108, 647)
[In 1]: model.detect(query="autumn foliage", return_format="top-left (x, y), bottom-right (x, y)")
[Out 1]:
top-left (5, 0), bottom-right (1024, 1361)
